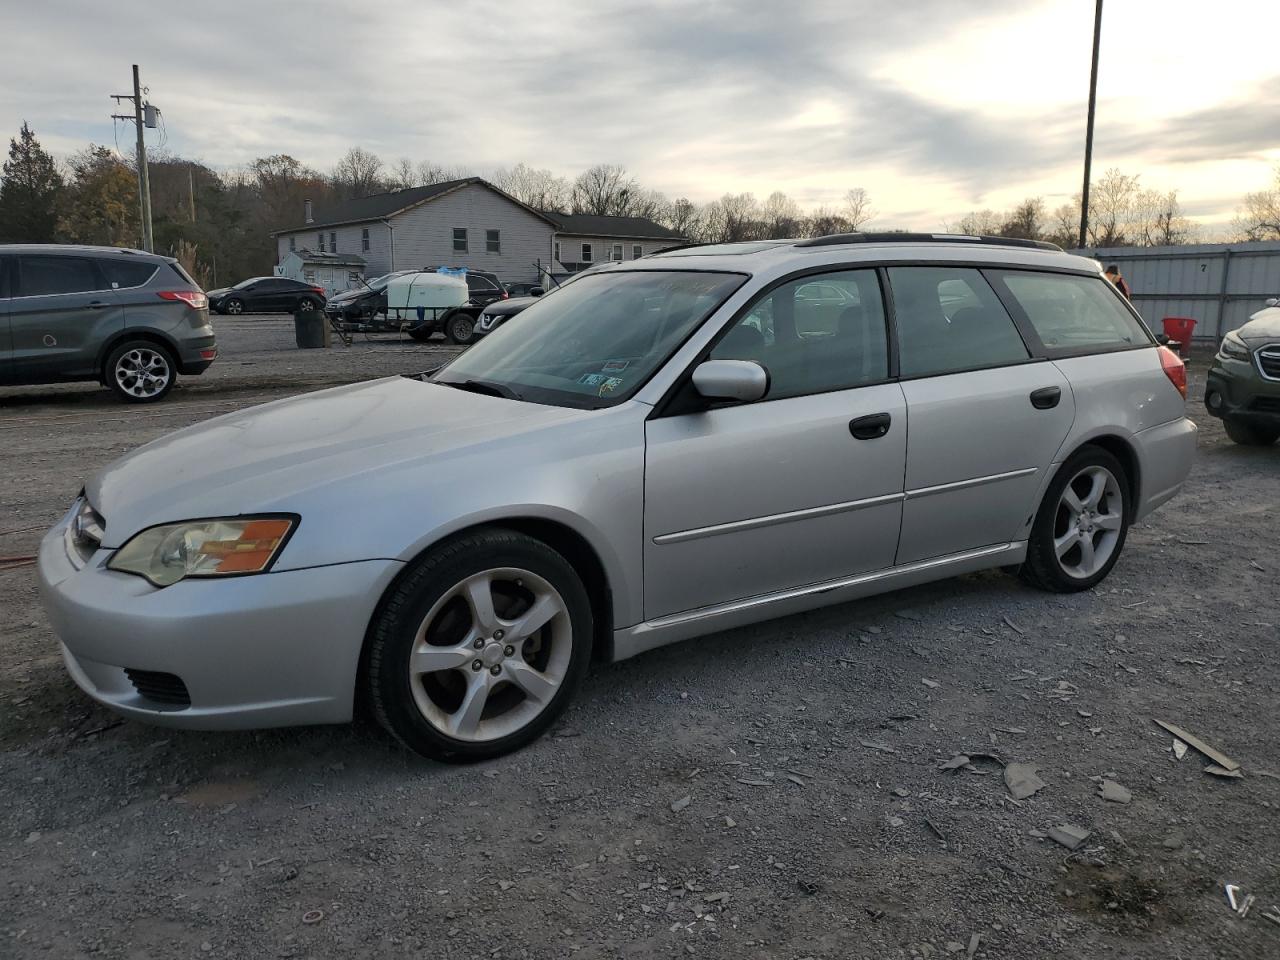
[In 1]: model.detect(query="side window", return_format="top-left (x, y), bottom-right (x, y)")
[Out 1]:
top-left (991, 271), bottom-right (1150, 353)
top-left (889, 267), bottom-right (1029, 378)
top-left (17, 256), bottom-right (102, 297)
top-left (633, 245), bottom-right (643, 260)
top-left (329, 231), bottom-right (337, 252)
top-left (98, 259), bottom-right (157, 289)
top-left (361, 228), bottom-right (370, 252)
top-left (486, 229), bottom-right (500, 253)
top-left (453, 228), bottom-right (468, 253)
top-left (611, 244), bottom-right (623, 262)
top-left (711, 270), bottom-right (888, 400)
top-left (317, 233), bottom-right (325, 252)
top-left (581, 243), bottom-right (593, 263)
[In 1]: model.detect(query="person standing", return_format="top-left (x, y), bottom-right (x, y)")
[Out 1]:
top-left (1104, 263), bottom-right (1132, 300)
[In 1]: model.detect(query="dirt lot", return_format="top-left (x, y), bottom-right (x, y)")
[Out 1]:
top-left (2, 323), bottom-right (1277, 960)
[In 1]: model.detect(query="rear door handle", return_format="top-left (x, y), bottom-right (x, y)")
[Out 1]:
top-left (87, 300), bottom-right (109, 310)
top-left (849, 412), bottom-right (892, 440)
top-left (1030, 386), bottom-right (1061, 410)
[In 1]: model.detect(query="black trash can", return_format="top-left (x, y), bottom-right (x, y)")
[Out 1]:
top-left (294, 305), bottom-right (325, 349)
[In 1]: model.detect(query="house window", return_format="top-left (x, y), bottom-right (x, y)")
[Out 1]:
top-left (361, 228), bottom-right (370, 252)
top-left (303, 269), bottom-right (316, 282)
top-left (453, 228), bottom-right (468, 253)
top-left (289, 237), bottom-right (296, 251)
top-left (329, 231), bottom-right (337, 252)
top-left (633, 244), bottom-right (642, 259)
top-left (611, 244), bottom-right (623, 261)
top-left (348, 271), bottom-right (360, 283)
top-left (317, 233), bottom-right (325, 252)
top-left (581, 243), bottom-right (593, 263)
top-left (553, 241), bottom-right (561, 263)
top-left (486, 229), bottom-right (501, 253)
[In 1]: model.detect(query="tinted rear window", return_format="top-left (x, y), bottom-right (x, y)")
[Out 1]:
top-left (167, 261), bottom-right (199, 288)
top-left (99, 259), bottom-right (158, 288)
top-left (992, 271), bottom-right (1151, 353)
top-left (18, 256), bottom-right (102, 296)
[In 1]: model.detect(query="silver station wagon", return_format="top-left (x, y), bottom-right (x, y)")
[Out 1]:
top-left (38, 234), bottom-right (1196, 760)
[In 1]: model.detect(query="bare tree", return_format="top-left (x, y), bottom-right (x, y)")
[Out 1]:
top-left (1233, 163), bottom-right (1280, 241)
top-left (1086, 168), bottom-right (1140, 246)
top-left (949, 209), bottom-right (1003, 235)
top-left (805, 206), bottom-right (852, 238)
top-left (761, 191), bottom-right (803, 238)
top-left (571, 164), bottom-right (639, 216)
top-left (662, 197), bottom-right (702, 239)
top-left (1132, 189), bottom-right (1194, 246)
top-left (999, 197), bottom-right (1046, 240)
top-left (386, 157), bottom-right (417, 191)
top-left (331, 147), bottom-right (384, 199)
top-left (491, 163), bottom-right (571, 211)
top-left (1045, 199), bottom-right (1081, 248)
top-left (843, 187), bottom-right (874, 229)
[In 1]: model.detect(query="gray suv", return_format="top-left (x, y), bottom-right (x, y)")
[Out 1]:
top-left (0, 244), bottom-right (217, 402)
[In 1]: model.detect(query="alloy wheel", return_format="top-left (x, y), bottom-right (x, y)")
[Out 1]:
top-left (1052, 465), bottom-right (1124, 579)
top-left (407, 567), bottom-right (571, 742)
top-left (226, 300), bottom-right (243, 315)
top-left (114, 348), bottom-right (172, 400)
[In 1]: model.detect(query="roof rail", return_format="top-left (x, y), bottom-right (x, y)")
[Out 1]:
top-left (794, 232), bottom-right (1063, 252)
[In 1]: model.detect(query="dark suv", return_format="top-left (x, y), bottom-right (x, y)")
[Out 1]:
top-left (0, 245), bottom-right (217, 402)
top-left (207, 277), bottom-right (326, 315)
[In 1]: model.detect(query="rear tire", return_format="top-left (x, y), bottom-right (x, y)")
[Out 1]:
top-left (446, 311), bottom-right (478, 345)
top-left (1223, 417), bottom-right (1280, 446)
top-left (1020, 445), bottom-right (1130, 593)
top-left (225, 298), bottom-right (244, 315)
top-left (409, 325), bottom-right (435, 343)
top-left (105, 340), bottom-right (177, 404)
top-left (366, 528), bottom-right (593, 762)
top-left (296, 297), bottom-right (320, 313)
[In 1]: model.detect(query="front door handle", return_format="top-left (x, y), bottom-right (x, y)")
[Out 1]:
top-left (849, 412), bottom-right (892, 440)
top-left (1030, 386), bottom-right (1061, 410)
top-left (87, 300), bottom-right (110, 310)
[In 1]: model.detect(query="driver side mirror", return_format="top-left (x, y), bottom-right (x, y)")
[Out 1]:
top-left (692, 359), bottom-right (769, 403)
top-left (1265, 297), bottom-right (1279, 308)
top-left (530, 286), bottom-right (545, 297)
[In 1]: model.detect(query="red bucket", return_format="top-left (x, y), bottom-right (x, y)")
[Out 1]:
top-left (1161, 317), bottom-right (1196, 359)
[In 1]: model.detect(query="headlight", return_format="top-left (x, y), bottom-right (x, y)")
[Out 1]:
top-left (107, 515), bottom-right (297, 587)
top-left (1219, 332), bottom-right (1251, 361)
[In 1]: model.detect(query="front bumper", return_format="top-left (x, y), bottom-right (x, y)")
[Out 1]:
top-left (37, 507), bottom-right (403, 730)
top-left (1205, 355), bottom-right (1280, 425)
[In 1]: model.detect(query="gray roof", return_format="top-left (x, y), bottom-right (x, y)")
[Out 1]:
top-left (273, 178), bottom-right (558, 234)
top-left (290, 248), bottom-right (366, 266)
top-left (544, 212), bottom-right (686, 241)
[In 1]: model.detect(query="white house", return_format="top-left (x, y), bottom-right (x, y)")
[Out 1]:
top-left (272, 178), bottom-right (686, 284)
top-left (276, 248), bottom-right (368, 295)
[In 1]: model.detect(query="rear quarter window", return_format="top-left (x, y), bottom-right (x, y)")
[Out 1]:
top-left (991, 271), bottom-right (1151, 354)
top-left (99, 259), bottom-right (159, 289)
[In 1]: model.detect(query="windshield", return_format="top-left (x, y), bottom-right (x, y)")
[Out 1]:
top-left (232, 277), bottom-right (265, 289)
top-left (434, 270), bottom-right (744, 409)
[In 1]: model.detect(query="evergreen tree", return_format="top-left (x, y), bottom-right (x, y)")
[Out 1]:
top-left (0, 122), bottom-right (64, 242)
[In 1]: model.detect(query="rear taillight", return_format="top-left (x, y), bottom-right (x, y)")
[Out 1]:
top-left (501, 291), bottom-right (509, 300)
top-left (1158, 345), bottom-right (1187, 398)
top-left (311, 286), bottom-right (325, 295)
top-left (158, 290), bottom-right (208, 310)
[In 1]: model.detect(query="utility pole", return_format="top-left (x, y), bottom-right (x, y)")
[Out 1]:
top-left (111, 65), bottom-right (154, 251)
top-left (1078, 0), bottom-right (1103, 251)
top-left (188, 164), bottom-right (196, 222)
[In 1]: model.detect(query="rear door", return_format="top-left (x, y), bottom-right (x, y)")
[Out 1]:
top-left (10, 254), bottom-right (123, 383)
top-left (0, 256), bottom-right (12, 384)
top-left (890, 265), bottom-right (1075, 564)
top-left (260, 279), bottom-right (295, 311)
top-left (644, 268), bottom-right (906, 618)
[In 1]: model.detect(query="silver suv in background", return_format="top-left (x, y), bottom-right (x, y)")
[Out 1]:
top-left (0, 245), bottom-right (217, 402)
top-left (38, 234), bottom-right (1195, 761)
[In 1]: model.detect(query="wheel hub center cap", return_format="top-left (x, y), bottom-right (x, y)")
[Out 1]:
top-left (480, 642), bottom-right (505, 668)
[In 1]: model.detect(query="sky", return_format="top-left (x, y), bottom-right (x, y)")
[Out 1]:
top-left (2, 0), bottom-right (1278, 233)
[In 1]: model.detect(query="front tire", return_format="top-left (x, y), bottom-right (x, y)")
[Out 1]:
top-left (1020, 446), bottom-right (1130, 593)
top-left (366, 529), bottom-right (593, 762)
top-left (105, 340), bottom-right (176, 403)
top-left (224, 298), bottom-right (244, 315)
top-left (296, 297), bottom-right (320, 314)
top-left (1223, 417), bottom-right (1280, 446)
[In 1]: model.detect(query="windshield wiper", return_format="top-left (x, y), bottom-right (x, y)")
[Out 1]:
top-left (437, 378), bottom-right (523, 401)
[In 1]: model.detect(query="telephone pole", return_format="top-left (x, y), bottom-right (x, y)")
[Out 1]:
top-left (1077, 0), bottom-right (1103, 250)
top-left (111, 65), bottom-right (155, 252)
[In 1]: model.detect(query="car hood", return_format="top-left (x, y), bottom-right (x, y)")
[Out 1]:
top-left (206, 287), bottom-right (231, 299)
top-left (1239, 306), bottom-right (1280, 343)
top-left (329, 288), bottom-right (375, 303)
top-left (485, 296), bottom-right (537, 316)
top-left (87, 376), bottom-right (588, 548)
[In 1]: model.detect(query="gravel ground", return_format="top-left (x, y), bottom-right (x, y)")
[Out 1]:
top-left (2, 324), bottom-right (1278, 960)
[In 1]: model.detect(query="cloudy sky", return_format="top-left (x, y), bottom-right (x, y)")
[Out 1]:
top-left (3, 0), bottom-right (1278, 232)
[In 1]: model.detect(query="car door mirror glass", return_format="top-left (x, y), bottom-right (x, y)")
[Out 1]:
top-left (530, 287), bottom-right (544, 297)
top-left (692, 359), bottom-right (769, 403)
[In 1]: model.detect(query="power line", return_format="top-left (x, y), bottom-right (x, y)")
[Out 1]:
top-left (109, 64), bottom-right (156, 252)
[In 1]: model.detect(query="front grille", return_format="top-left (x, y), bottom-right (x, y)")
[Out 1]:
top-left (124, 669), bottom-right (191, 707)
top-left (1251, 396), bottom-right (1280, 414)
top-left (1258, 346), bottom-right (1280, 382)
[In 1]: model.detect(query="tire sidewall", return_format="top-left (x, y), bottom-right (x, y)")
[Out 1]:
top-left (368, 530), bottom-right (593, 761)
top-left (105, 340), bottom-right (176, 404)
top-left (226, 299), bottom-right (243, 315)
top-left (1027, 446), bottom-right (1131, 591)
top-left (447, 312), bottom-right (476, 345)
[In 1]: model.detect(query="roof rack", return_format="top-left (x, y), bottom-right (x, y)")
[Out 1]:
top-left (794, 232), bottom-right (1063, 252)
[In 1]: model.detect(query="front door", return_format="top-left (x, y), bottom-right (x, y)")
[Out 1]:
top-left (643, 268), bottom-right (906, 619)
top-left (10, 254), bottom-right (123, 383)
top-left (888, 266), bottom-right (1076, 564)
top-left (0, 256), bottom-right (12, 384)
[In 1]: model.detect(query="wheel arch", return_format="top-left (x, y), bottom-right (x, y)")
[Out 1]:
top-left (96, 329), bottom-right (181, 383)
top-left (354, 516), bottom-right (618, 716)
top-left (1061, 433), bottom-right (1142, 515)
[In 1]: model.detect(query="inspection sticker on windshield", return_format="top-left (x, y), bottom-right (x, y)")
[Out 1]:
top-left (602, 359), bottom-right (630, 373)
top-left (597, 377), bottom-right (625, 397)
top-left (577, 373), bottom-right (608, 387)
